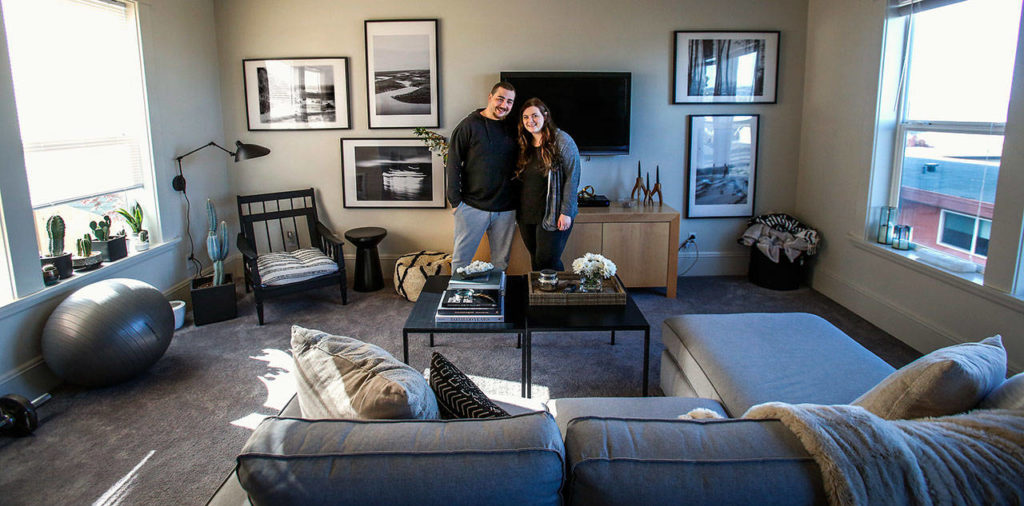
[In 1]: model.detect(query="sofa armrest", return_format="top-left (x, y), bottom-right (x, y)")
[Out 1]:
top-left (237, 413), bottom-right (565, 506)
top-left (564, 417), bottom-right (826, 505)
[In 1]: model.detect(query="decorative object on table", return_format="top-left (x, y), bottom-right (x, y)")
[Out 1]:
top-left (447, 269), bottom-right (506, 294)
top-left (345, 226), bottom-right (388, 292)
top-left (72, 234), bottom-right (102, 270)
top-left (41, 265), bottom-right (58, 286)
top-left (454, 260), bottom-right (493, 280)
top-left (174, 139), bottom-right (270, 279)
top-left (134, 229), bottom-right (150, 251)
top-left (190, 199), bottom-right (237, 326)
top-left (644, 172), bottom-right (653, 205)
top-left (648, 165), bottom-right (663, 205)
top-left (571, 252), bottom-right (618, 293)
top-left (39, 215), bottom-right (73, 279)
top-left (434, 288), bottom-right (504, 323)
top-left (41, 278), bottom-right (174, 387)
top-left (738, 213), bottom-right (819, 290)
top-left (394, 251), bottom-right (451, 302)
top-left (686, 114), bottom-right (760, 218)
top-left (89, 215), bottom-right (128, 262)
top-left (877, 206), bottom-right (897, 244)
top-left (413, 128), bottom-right (448, 164)
top-left (237, 188), bottom-right (347, 325)
top-left (537, 269), bottom-right (559, 292)
top-left (892, 225), bottom-right (913, 250)
top-left (527, 271), bottom-right (627, 306)
top-left (577, 185), bottom-right (610, 207)
top-left (428, 352), bottom-right (510, 419)
top-left (170, 300), bottom-right (186, 330)
top-left (672, 31), bottom-right (779, 104)
top-left (630, 160), bottom-right (648, 201)
top-left (341, 138), bottom-right (445, 208)
top-left (243, 57), bottom-right (351, 130)
top-left (364, 19), bottom-right (440, 129)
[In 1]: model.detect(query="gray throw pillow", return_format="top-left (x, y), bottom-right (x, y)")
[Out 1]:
top-left (853, 335), bottom-right (1006, 419)
top-left (980, 372), bottom-right (1024, 410)
top-left (290, 325), bottom-right (440, 420)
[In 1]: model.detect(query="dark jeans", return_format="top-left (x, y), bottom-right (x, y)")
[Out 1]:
top-left (518, 222), bottom-right (573, 271)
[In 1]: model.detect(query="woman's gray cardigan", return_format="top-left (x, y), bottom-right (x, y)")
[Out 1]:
top-left (541, 129), bottom-right (582, 231)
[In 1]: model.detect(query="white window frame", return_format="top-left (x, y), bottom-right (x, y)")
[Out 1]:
top-left (937, 209), bottom-right (991, 257)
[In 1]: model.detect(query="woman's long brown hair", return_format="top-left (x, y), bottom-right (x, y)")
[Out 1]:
top-left (516, 97), bottom-right (560, 178)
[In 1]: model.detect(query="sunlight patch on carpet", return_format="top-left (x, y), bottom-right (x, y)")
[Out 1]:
top-left (230, 348), bottom-right (297, 430)
top-left (469, 374), bottom-right (550, 402)
top-left (92, 450), bottom-right (155, 506)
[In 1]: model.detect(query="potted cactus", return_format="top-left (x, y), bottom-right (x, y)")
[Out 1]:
top-left (39, 215), bottom-right (73, 279)
top-left (72, 233), bottom-right (103, 270)
top-left (134, 229), bottom-right (150, 252)
top-left (189, 199), bottom-right (236, 326)
top-left (90, 215), bottom-right (128, 262)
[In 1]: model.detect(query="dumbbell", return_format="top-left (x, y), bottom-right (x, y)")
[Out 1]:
top-left (0, 392), bottom-right (50, 436)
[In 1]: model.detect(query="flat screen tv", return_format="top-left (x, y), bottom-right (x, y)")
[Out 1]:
top-left (500, 71), bottom-right (631, 155)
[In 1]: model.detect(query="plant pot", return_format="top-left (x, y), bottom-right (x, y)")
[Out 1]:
top-left (72, 252), bottom-right (103, 270)
top-left (134, 240), bottom-right (150, 252)
top-left (40, 252), bottom-right (73, 279)
top-left (94, 235), bottom-right (128, 262)
top-left (190, 273), bottom-right (237, 326)
top-left (170, 300), bottom-right (186, 330)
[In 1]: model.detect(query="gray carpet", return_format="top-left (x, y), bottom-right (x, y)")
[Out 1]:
top-left (0, 276), bottom-right (920, 505)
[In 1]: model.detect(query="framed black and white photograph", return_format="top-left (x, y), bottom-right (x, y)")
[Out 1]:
top-left (673, 31), bottom-right (779, 104)
top-left (364, 19), bottom-right (440, 129)
top-left (243, 57), bottom-right (351, 130)
top-left (686, 114), bottom-right (759, 218)
top-left (341, 138), bottom-right (445, 208)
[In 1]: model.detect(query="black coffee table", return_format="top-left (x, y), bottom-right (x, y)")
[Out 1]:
top-left (401, 275), bottom-right (650, 398)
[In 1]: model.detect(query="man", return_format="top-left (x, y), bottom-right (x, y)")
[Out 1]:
top-left (446, 82), bottom-right (518, 272)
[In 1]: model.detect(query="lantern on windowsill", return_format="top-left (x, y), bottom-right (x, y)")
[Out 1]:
top-left (892, 225), bottom-right (913, 250)
top-left (876, 206), bottom-right (896, 245)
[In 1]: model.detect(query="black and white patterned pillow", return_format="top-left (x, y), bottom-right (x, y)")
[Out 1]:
top-left (429, 352), bottom-right (509, 419)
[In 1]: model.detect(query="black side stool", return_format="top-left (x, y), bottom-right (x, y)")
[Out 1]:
top-left (345, 227), bottom-right (387, 292)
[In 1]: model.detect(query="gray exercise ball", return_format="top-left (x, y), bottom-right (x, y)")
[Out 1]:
top-left (42, 278), bottom-right (175, 387)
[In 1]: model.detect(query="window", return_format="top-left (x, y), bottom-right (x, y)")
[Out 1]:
top-left (2, 0), bottom-right (155, 256)
top-left (883, 0), bottom-right (1021, 272)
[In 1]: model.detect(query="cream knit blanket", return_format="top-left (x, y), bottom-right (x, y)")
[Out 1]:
top-left (743, 403), bottom-right (1024, 506)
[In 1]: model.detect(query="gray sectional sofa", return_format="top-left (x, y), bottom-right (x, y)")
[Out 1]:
top-left (208, 313), bottom-right (905, 505)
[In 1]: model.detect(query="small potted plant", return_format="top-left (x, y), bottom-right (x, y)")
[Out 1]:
top-left (90, 215), bottom-right (128, 262)
top-left (116, 202), bottom-right (144, 249)
top-left (41, 264), bottom-right (59, 286)
top-left (39, 215), bottom-right (73, 279)
top-left (134, 229), bottom-right (150, 251)
top-left (190, 199), bottom-right (236, 325)
top-left (72, 233), bottom-right (102, 270)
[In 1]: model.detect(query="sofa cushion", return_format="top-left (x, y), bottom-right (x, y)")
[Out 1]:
top-left (662, 313), bottom-right (895, 416)
top-left (854, 335), bottom-right (1007, 419)
top-left (564, 417), bottom-right (824, 505)
top-left (547, 396), bottom-right (727, 436)
top-left (981, 372), bottom-right (1024, 410)
top-left (291, 325), bottom-right (439, 420)
top-left (257, 248), bottom-right (338, 286)
top-left (429, 352), bottom-right (509, 419)
top-left (237, 413), bottom-right (565, 506)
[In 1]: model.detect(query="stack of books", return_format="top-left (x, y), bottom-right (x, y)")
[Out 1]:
top-left (435, 271), bottom-right (506, 323)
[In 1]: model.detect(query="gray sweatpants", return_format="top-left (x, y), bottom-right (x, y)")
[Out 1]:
top-left (452, 202), bottom-right (516, 272)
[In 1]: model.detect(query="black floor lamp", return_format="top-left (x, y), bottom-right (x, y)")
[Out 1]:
top-left (174, 140), bottom-right (270, 279)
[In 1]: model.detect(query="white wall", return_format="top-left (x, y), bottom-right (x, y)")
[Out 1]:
top-left (213, 0), bottom-right (809, 275)
top-left (796, 0), bottom-right (1024, 371)
top-left (0, 0), bottom-right (230, 397)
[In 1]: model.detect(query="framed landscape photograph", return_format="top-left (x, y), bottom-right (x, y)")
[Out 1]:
top-left (364, 19), bottom-right (440, 129)
top-left (673, 31), bottom-right (779, 104)
top-left (341, 138), bottom-right (445, 208)
top-left (686, 114), bottom-right (759, 218)
top-left (243, 57), bottom-right (351, 130)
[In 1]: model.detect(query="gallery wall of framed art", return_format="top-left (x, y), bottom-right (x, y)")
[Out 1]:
top-left (340, 138), bottom-right (445, 208)
top-left (243, 57), bottom-right (351, 130)
top-left (364, 19), bottom-right (440, 129)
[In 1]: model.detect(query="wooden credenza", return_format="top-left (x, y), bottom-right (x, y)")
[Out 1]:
top-left (474, 203), bottom-right (680, 298)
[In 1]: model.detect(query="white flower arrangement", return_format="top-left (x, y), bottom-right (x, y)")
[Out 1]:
top-left (571, 253), bottom-right (617, 279)
top-left (456, 260), bottom-right (493, 276)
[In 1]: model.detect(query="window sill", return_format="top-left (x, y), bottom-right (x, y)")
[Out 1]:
top-left (0, 238), bottom-right (181, 320)
top-left (847, 232), bottom-right (1024, 313)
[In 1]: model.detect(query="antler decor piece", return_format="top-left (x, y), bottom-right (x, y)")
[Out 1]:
top-left (630, 161), bottom-right (649, 201)
top-left (649, 165), bottom-right (663, 205)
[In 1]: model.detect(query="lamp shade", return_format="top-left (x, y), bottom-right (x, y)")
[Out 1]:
top-left (234, 141), bottom-right (270, 162)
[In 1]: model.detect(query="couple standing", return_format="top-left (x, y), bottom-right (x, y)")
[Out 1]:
top-left (445, 81), bottom-right (581, 274)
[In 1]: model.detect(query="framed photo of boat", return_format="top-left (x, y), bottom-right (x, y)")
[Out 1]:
top-left (364, 19), bottom-right (440, 128)
top-left (341, 138), bottom-right (446, 208)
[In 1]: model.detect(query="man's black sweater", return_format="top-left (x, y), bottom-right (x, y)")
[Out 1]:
top-left (445, 109), bottom-right (518, 211)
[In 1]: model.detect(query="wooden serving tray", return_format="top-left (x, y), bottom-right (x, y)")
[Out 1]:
top-left (527, 272), bottom-right (627, 306)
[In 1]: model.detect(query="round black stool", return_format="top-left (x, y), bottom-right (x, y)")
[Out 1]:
top-left (345, 227), bottom-right (387, 292)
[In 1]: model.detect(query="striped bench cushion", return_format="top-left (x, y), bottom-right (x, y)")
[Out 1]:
top-left (257, 248), bottom-right (338, 286)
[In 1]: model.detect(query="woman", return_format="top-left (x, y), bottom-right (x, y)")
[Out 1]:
top-left (515, 97), bottom-right (581, 271)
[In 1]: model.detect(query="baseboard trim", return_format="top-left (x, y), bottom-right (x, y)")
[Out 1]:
top-left (677, 249), bottom-right (748, 277)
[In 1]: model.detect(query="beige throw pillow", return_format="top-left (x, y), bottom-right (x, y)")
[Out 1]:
top-left (853, 335), bottom-right (1006, 419)
top-left (981, 371), bottom-right (1024, 410)
top-left (290, 325), bottom-right (440, 420)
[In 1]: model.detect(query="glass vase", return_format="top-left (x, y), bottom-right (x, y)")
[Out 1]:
top-left (579, 275), bottom-right (603, 293)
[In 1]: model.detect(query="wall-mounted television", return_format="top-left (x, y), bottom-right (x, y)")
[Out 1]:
top-left (499, 71), bottom-right (631, 155)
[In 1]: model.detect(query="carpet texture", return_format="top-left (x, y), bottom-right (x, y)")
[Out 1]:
top-left (0, 276), bottom-right (920, 505)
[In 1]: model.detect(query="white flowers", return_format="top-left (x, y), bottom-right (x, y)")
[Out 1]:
top-left (456, 260), bottom-right (493, 275)
top-left (572, 253), bottom-right (616, 279)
